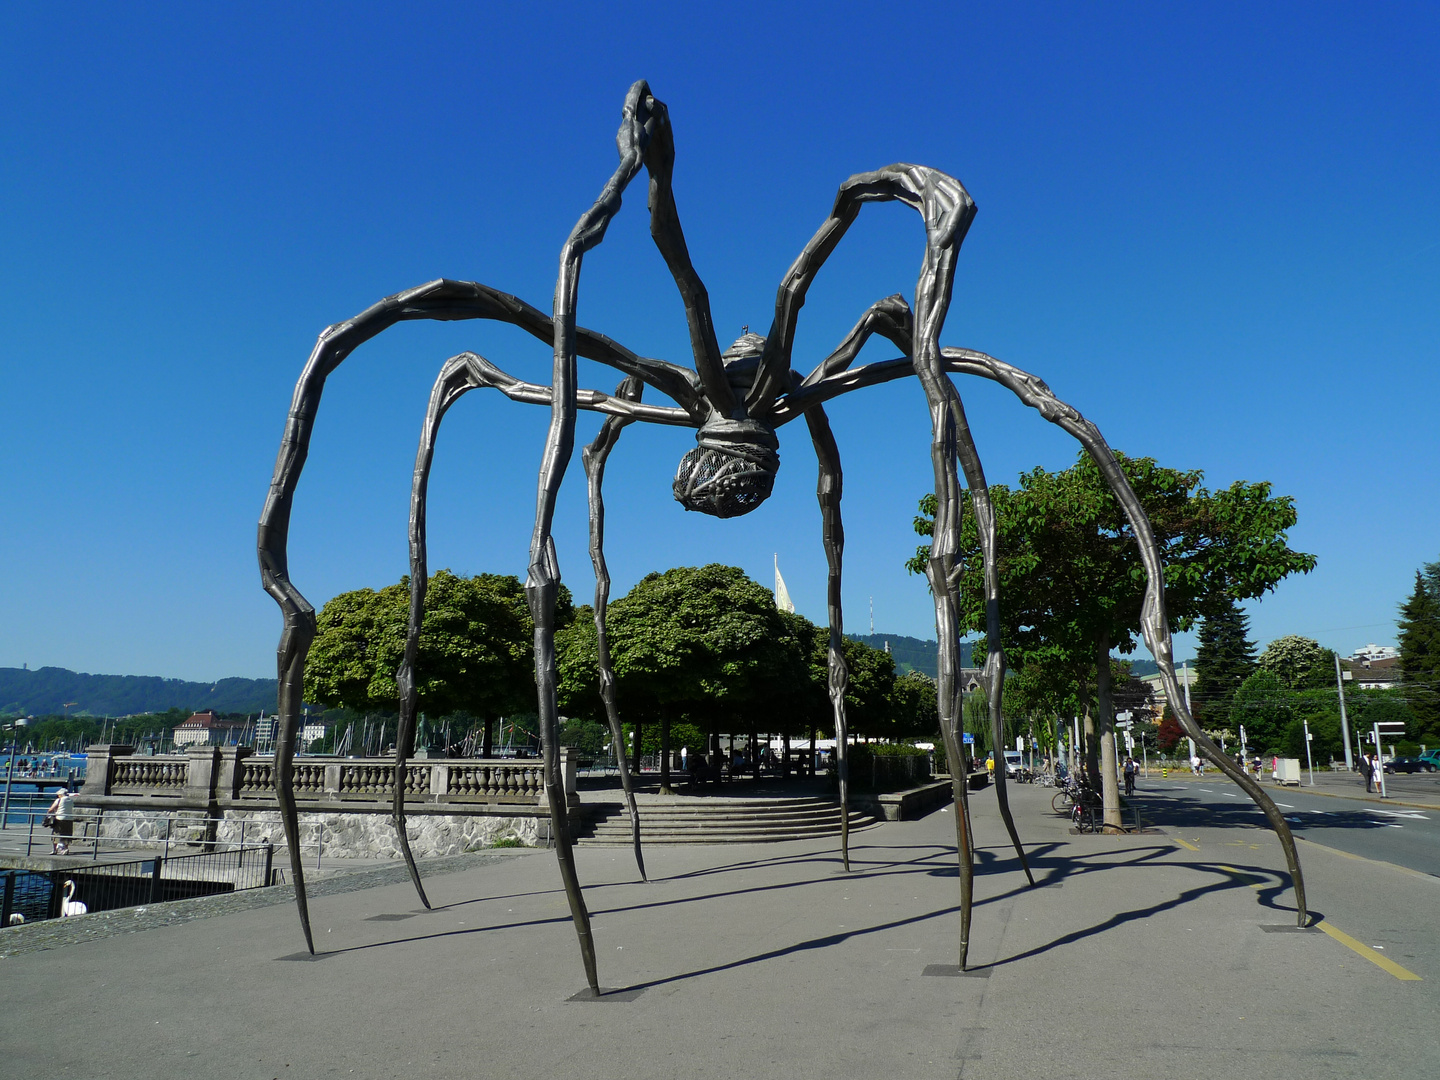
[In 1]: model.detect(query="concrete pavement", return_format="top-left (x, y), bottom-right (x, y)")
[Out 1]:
top-left (1, 782), bottom-right (1436, 1080)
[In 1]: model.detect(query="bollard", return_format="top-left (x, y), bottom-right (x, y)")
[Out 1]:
top-left (1162, 767), bottom-right (1169, 778)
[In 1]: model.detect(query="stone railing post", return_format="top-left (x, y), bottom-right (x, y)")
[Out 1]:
top-left (324, 763), bottom-right (342, 796)
top-left (184, 745), bottom-right (222, 809)
top-left (215, 745), bottom-right (253, 802)
top-left (80, 744), bottom-right (133, 797)
top-left (431, 763), bottom-right (450, 799)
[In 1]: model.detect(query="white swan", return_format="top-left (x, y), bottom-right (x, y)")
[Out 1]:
top-left (60, 880), bottom-right (87, 917)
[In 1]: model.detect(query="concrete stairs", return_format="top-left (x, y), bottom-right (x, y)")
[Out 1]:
top-left (573, 796), bottom-right (881, 846)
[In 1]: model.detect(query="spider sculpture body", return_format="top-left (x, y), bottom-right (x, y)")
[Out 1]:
top-left (259, 80), bottom-right (1307, 993)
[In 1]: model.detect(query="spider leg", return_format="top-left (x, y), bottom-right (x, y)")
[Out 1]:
top-left (635, 87), bottom-right (736, 418)
top-left (394, 354), bottom-right (695, 906)
top-left (752, 165), bottom-right (974, 410)
top-left (773, 163), bottom-right (1030, 968)
top-left (791, 347), bottom-right (1311, 924)
top-left (391, 354), bottom-right (497, 910)
top-left (802, 404), bottom-right (852, 872)
top-left (796, 294), bottom-right (913, 392)
top-left (527, 80), bottom-right (673, 996)
top-left (582, 376), bottom-right (648, 882)
top-left (939, 345), bottom-right (1308, 923)
top-left (942, 378), bottom-right (1035, 887)
top-left (259, 278), bottom-right (702, 948)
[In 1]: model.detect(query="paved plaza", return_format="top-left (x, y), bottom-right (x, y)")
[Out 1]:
top-left (2, 781), bottom-right (1437, 1080)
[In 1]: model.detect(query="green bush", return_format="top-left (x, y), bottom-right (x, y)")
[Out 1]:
top-left (870, 742), bottom-right (928, 757)
top-left (834, 742), bottom-right (932, 792)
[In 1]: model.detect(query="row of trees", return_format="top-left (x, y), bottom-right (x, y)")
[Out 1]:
top-left (1192, 614), bottom-right (1414, 761)
top-left (910, 450), bottom-right (1316, 824)
top-left (1194, 571), bottom-right (1440, 759)
top-left (302, 565), bottom-right (941, 763)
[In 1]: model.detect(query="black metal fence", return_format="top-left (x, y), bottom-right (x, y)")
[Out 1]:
top-left (1, 842), bottom-right (274, 927)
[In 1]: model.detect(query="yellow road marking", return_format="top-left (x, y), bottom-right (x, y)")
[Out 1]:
top-left (1173, 837), bottom-right (1200, 851)
top-left (1317, 921), bottom-right (1422, 981)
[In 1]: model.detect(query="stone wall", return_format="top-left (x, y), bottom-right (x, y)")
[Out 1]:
top-left (216, 808), bottom-right (548, 860)
top-left (98, 808), bottom-right (218, 847)
top-left (88, 805), bottom-right (549, 860)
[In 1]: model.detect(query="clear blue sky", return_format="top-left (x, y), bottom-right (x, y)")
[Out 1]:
top-left (2, 3), bottom-right (1436, 682)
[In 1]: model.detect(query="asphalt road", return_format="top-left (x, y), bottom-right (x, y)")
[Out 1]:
top-left (1131, 776), bottom-right (1440, 878)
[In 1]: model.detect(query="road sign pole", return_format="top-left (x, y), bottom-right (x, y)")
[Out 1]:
top-left (1303, 720), bottom-right (1315, 785)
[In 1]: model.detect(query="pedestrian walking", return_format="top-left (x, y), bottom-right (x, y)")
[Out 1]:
top-left (1190, 753), bottom-right (1203, 777)
top-left (45, 787), bottom-right (74, 854)
top-left (1123, 755), bottom-right (1137, 796)
top-left (1358, 752), bottom-right (1374, 793)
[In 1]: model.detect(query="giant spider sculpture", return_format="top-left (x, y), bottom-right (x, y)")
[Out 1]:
top-left (259, 81), bottom-right (1306, 992)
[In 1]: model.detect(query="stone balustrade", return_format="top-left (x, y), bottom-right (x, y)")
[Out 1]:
top-left (75, 744), bottom-right (577, 860)
top-left (80, 744), bottom-right (575, 811)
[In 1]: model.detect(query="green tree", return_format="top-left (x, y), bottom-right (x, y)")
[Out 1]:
top-left (888, 672), bottom-right (939, 741)
top-left (1257, 635), bottom-right (1335, 692)
top-left (1285, 688), bottom-right (1342, 765)
top-left (1231, 669), bottom-right (1292, 753)
top-left (1397, 567), bottom-right (1440, 741)
top-left (909, 451), bottom-right (1316, 826)
top-left (555, 565), bottom-right (807, 791)
top-left (1192, 597), bottom-right (1257, 732)
top-left (305, 570), bottom-right (570, 745)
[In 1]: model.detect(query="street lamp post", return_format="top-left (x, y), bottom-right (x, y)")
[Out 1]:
top-left (0, 746), bottom-right (12, 831)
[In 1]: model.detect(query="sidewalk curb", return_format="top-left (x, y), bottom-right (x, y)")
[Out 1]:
top-left (1295, 834), bottom-right (1440, 883)
top-left (1280, 785), bottom-right (1440, 813)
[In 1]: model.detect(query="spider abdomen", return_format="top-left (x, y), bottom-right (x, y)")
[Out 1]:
top-left (673, 438), bottom-right (778, 518)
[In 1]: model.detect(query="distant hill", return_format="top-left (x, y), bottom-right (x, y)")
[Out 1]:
top-left (0, 667), bottom-right (277, 718)
top-left (845, 634), bottom-right (973, 679)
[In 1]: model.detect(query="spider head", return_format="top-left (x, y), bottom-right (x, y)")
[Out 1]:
top-left (672, 333), bottom-right (780, 518)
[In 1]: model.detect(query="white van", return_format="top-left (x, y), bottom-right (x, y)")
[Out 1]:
top-left (986, 751), bottom-right (1026, 778)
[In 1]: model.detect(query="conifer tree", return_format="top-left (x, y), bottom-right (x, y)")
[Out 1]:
top-left (1397, 567), bottom-right (1440, 741)
top-left (1193, 597), bottom-right (1257, 733)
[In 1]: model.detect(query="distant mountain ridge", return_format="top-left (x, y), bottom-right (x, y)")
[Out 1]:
top-left (0, 667), bottom-right (277, 717)
top-left (845, 634), bottom-right (972, 679)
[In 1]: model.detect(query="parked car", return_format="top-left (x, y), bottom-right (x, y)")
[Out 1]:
top-left (1383, 757), bottom-right (1437, 774)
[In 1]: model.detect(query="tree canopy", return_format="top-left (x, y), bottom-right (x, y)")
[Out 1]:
top-left (557, 564), bottom-right (808, 731)
top-left (910, 452), bottom-right (1317, 665)
top-left (304, 570), bottom-right (571, 719)
top-left (1257, 635), bottom-right (1335, 692)
top-left (557, 565), bottom-right (912, 743)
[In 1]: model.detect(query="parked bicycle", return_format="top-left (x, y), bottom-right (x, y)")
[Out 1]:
top-left (1052, 774), bottom-right (1095, 814)
top-left (1071, 798), bottom-right (1103, 833)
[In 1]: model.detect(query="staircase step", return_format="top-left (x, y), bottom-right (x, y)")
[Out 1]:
top-left (574, 799), bottom-right (880, 846)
